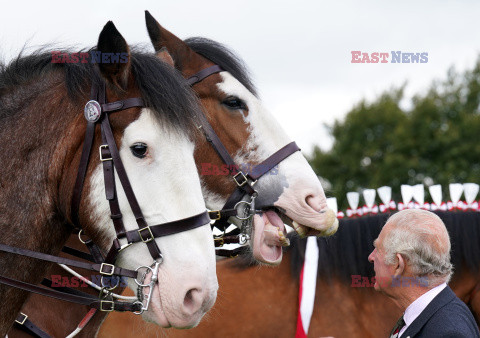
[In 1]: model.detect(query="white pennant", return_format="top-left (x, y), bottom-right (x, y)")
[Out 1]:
top-left (412, 184), bottom-right (425, 205)
top-left (346, 192), bottom-right (359, 211)
top-left (449, 183), bottom-right (464, 206)
top-left (377, 186), bottom-right (392, 205)
top-left (326, 197), bottom-right (338, 214)
top-left (363, 189), bottom-right (376, 209)
top-left (299, 236), bottom-right (319, 335)
top-left (429, 184), bottom-right (443, 207)
top-left (401, 185), bottom-right (414, 205)
top-left (463, 183), bottom-right (479, 205)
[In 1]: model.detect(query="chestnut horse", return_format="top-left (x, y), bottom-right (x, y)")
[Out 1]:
top-left (0, 22), bottom-right (218, 336)
top-left (8, 12), bottom-right (339, 337)
top-left (99, 211), bottom-right (480, 337)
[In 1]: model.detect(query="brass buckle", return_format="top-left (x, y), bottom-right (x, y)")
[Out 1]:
top-left (100, 263), bottom-right (115, 276)
top-left (214, 236), bottom-right (224, 247)
top-left (100, 300), bottom-right (115, 312)
top-left (209, 210), bottom-right (221, 221)
top-left (233, 172), bottom-right (248, 187)
top-left (15, 313), bottom-right (28, 325)
top-left (138, 226), bottom-right (154, 243)
top-left (99, 145), bottom-right (113, 162)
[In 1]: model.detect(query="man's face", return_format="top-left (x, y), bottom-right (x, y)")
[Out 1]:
top-left (368, 223), bottom-right (397, 292)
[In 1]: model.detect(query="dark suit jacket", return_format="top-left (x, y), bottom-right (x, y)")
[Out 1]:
top-left (400, 285), bottom-right (480, 338)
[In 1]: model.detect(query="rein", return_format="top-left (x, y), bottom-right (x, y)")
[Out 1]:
top-left (187, 65), bottom-right (301, 255)
top-left (1, 73), bottom-right (213, 327)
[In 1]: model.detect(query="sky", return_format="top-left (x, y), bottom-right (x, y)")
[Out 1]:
top-left (1, 0), bottom-right (479, 154)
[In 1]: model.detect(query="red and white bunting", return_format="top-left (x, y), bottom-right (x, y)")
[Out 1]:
top-left (346, 208), bottom-right (364, 217)
top-left (430, 202), bottom-right (448, 211)
top-left (362, 204), bottom-right (379, 215)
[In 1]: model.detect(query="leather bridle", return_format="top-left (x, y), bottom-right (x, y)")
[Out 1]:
top-left (187, 65), bottom-right (301, 252)
top-left (0, 73), bottom-right (211, 316)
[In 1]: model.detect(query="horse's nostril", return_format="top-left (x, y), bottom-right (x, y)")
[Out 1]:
top-left (183, 288), bottom-right (203, 314)
top-left (306, 195), bottom-right (322, 212)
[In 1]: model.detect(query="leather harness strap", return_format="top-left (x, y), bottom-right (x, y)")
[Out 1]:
top-left (14, 313), bottom-right (50, 338)
top-left (124, 212), bottom-right (211, 243)
top-left (62, 245), bottom-right (96, 262)
top-left (187, 65), bottom-right (222, 86)
top-left (0, 244), bottom-right (137, 278)
top-left (0, 275), bottom-right (141, 312)
top-left (249, 142), bottom-right (301, 181)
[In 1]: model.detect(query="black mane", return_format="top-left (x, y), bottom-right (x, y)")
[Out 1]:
top-left (0, 47), bottom-right (199, 132)
top-left (289, 211), bottom-right (480, 283)
top-left (231, 211), bottom-right (480, 283)
top-left (185, 37), bottom-right (258, 96)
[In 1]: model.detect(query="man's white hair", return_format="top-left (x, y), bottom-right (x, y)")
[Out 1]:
top-left (383, 209), bottom-right (453, 286)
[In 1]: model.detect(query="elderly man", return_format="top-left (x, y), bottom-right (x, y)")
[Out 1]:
top-left (368, 209), bottom-right (480, 338)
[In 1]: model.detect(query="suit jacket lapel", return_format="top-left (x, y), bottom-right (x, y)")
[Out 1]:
top-left (401, 286), bottom-right (455, 337)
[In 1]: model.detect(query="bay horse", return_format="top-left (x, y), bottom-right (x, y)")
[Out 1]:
top-left (8, 12), bottom-right (339, 337)
top-left (0, 21), bottom-right (218, 336)
top-left (144, 11), bottom-right (339, 265)
top-left (99, 211), bottom-right (480, 337)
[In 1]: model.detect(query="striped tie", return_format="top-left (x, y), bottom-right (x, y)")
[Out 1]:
top-left (390, 316), bottom-right (406, 338)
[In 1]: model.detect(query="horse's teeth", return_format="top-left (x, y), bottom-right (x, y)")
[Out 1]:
top-left (278, 230), bottom-right (290, 247)
top-left (292, 221), bottom-right (308, 238)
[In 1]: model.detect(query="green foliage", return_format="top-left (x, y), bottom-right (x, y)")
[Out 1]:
top-left (309, 58), bottom-right (480, 209)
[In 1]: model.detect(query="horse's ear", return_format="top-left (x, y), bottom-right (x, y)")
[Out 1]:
top-left (157, 47), bottom-right (175, 67)
top-left (145, 10), bottom-right (196, 71)
top-left (96, 21), bottom-right (131, 90)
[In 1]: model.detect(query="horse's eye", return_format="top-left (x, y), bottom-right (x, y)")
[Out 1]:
top-left (130, 143), bottom-right (148, 158)
top-left (222, 96), bottom-right (247, 111)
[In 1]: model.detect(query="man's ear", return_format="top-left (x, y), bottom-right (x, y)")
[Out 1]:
top-left (96, 21), bottom-right (131, 90)
top-left (394, 253), bottom-right (405, 276)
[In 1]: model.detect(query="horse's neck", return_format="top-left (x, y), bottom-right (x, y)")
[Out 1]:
top-left (0, 80), bottom-right (77, 334)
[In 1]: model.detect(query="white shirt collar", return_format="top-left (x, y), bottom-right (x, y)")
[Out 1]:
top-left (399, 282), bottom-right (447, 337)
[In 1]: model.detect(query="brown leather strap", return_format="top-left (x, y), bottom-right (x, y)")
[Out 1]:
top-left (197, 113), bottom-right (237, 170)
top-left (14, 313), bottom-right (51, 338)
top-left (101, 97), bottom-right (144, 113)
top-left (208, 208), bottom-right (238, 221)
top-left (213, 142), bottom-right (300, 230)
top-left (124, 212), bottom-right (210, 243)
top-left (187, 65), bottom-right (223, 86)
top-left (84, 239), bottom-right (105, 263)
top-left (0, 244), bottom-right (137, 278)
top-left (71, 82), bottom-right (102, 227)
top-left (249, 142), bottom-right (300, 180)
top-left (41, 278), bottom-right (97, 297)
top-left (100, 113), bottom-right (162, 260)
top-left (71, 121), bottom-right (96, 227)
top-left (61, 246), bottom-right (95, 262)
top-left (100, 123), bottom-right (128, 239)
top-left (214, 235), bottom-right (241, 247)
top-left (0, 275), bottom-right (141, 312)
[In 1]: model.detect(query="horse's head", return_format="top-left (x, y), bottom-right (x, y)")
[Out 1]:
top-left (63, 22), bottom-right (217, 328)
top-left (145, 12), bottom-right (338, 265)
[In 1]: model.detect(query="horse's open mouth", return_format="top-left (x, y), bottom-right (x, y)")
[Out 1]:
top-left (251, 205), bottom-right (338, 265)
top-left (251, 207), bottom-right (290, 265)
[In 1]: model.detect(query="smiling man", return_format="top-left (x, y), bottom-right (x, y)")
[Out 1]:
top-left (368, 209), bottom-right (480, 338)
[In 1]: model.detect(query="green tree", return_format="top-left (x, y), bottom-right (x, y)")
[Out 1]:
top-left (309, 59), bottom-right (480, 210)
